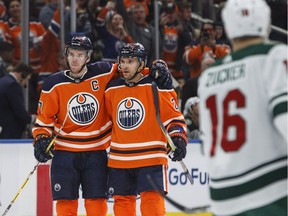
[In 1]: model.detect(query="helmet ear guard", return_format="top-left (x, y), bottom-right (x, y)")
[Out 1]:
top-left (221, 0), bottom-right (271, 40)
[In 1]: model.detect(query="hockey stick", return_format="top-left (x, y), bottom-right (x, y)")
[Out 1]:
top-left (146, 174), bottom-right (211, 214)
top-left (1, 162), bottom-right (39, 216)
top-left (1, 109), bottom-right (70, 216)
top-left (45, 107), bottom-right (70, 154)
top-left (151, 82), bottom-right (194, 184)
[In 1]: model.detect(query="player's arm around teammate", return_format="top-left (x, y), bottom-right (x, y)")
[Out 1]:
top-left (32, 35), bottom-right (174, 216)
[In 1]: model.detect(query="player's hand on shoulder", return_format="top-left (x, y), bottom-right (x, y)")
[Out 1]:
top-left (33, 134), bottom-right (54, 163)
top-left (149, 59), bottom-right (173, 89)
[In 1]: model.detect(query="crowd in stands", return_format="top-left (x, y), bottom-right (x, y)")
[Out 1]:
top-left (0, 0), bottom-right (286, 139)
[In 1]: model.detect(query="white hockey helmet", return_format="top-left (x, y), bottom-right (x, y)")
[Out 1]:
top-left (221, 0), bottom-right (271, 40)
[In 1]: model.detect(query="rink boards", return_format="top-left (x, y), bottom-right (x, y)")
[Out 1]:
top-left (0, 140), bottom-right (211, 216)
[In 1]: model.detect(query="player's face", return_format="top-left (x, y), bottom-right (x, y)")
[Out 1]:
top-left (66, 49), bottom-right (89, 74)
top-left (119, 57), bottom-right (143, 82)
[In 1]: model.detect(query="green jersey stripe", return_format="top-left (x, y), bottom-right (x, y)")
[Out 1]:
top-left (273, 101), bottom-right (288, 118)
top-left (210, 166), bottom-right (287, 201)
top-left (211, 156), bottom-right (287, 182)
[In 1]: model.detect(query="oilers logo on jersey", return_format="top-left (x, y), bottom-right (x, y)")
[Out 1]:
top-left (117, 97), bottom-right (145, 130)
top-left (68, 92), bottom-right (99, 125)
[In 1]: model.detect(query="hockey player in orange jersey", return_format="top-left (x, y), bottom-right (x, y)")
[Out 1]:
top-left (32, 36), bottom-right (173, 216)
top-left (105, 43), bottom-right (188, 216)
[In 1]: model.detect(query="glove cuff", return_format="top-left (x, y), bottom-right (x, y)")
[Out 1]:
top-left (170, 132), bottom-right (188, 145)
top-left (35, 134), bottom-right (50, 141)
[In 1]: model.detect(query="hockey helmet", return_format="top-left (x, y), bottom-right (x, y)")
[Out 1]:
top-left (221, 0), bottom-right (271, 40)
top-left (119, 43), bottom-right (147, 66)
top-left (65, 36), bottom-right (93, 56)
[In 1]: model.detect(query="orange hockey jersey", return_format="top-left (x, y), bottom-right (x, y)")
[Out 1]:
top-left (32, 63), bottom-right (151, 152)
top-left (10, 21), bottom-right (46, 72)
top-left (40, 9), bottom-right (61, 75)
top-left (105, 76), bottom-right (187, 169)
top-left (0, 21), bottom-right (12, 43)
top-left (32, 62), bottom-right (118, 152)
top-left (162, 25), bottom-right (183, 79)
top-left (183, 44), bottom-right (230, 78)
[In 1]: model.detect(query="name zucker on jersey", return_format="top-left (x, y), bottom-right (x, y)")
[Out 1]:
top-left (205, 63), bottom-right (246, 87)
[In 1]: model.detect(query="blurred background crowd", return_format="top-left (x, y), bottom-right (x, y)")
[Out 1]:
top-left (0, 0), bottom-right (287, 139)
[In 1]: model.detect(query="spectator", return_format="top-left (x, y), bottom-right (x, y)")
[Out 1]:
top-left (181, 50), bottom-right (215, 113)
top-left (105, 43), bottom-right (187, 216)
top-left (7, 0), bottom-right (46, 73)
top-left (177, 1), bottom-right (197, 81)
top-left (0, 19), bottom-right (12, 42)
top-left (0, 62), bottom-right (34, 138)
top-left (117, 1), bottom-right (157, 66)
top-left (123, 0), bottom-right (150, 16)
top-left (0, 0), bottom-right (7, 20)
top-left (96, 1), bottom-right (134, 63)
top-left (183, 97), bottom-right (200, 139)
top-left (159, 2), bottom-right (184, 80)
top-left (39, 8), bottom-right (61, 86)
top-left (183, 21), bottom-right (230, 79)
top-left (38, 0), bottom-right (58, 30)
top-left (0, 41), bottom-right (15, 77)
top-left (214, 21), bottom-right (230, 46)
top-left (65, 0), bottom-right (98, 43)
top-left (198, 0), bottom-right (287, 215)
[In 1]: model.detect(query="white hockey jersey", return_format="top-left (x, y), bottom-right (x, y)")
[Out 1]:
top-left (198, 42), bottom-right (287, 216)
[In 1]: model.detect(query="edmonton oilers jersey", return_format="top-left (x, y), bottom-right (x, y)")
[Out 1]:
top-left (32, 61), bottom-right (118, 152)
top-left (105, 76), bottom-right (187, 169)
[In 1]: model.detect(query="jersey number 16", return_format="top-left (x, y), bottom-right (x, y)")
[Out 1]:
top-left (206, 89), bottom-right (246, 156)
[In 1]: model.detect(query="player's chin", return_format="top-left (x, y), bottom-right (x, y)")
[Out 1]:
top-left (123, 73), bottom-right (132, 80)
top-left (70, 67), bottom-right (81, 73)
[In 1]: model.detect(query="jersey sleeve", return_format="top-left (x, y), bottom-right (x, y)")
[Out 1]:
top-left (183, 45), bottom-right (202, 65)
top-left (158, 88), bottom-right (187, 135)
top-left (32, 83), bottom-right (61, 138)
top-left (264, 44), bottom-right (288, 143)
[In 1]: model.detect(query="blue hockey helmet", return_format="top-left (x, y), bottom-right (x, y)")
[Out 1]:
top-left (65, 36), bottom-right (93, 56)
top-left (119, 43), bottom-right (147, 66)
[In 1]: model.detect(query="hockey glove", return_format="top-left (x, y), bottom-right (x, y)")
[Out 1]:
top-left (149, 59), bottom-right (173, 89)
top-left (34, 134), bottom-right (54, 163)
top-left (170, 133), bottom-right (188, 162)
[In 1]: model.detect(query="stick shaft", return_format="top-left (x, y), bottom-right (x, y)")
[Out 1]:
top-left (45, 107), bottom-right (70, 153)
top-left (151, 82), bottom-right (193, 184)
top-left (1, 162), bottom-right (40, 216)
top-left (2, 107), bottom-right (70, 215)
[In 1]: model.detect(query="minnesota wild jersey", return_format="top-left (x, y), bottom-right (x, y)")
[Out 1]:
top-left (198, 42), bottom-right (287, 216)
